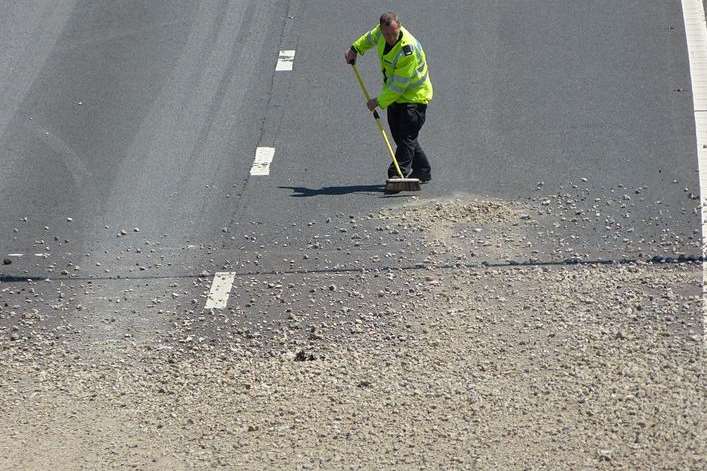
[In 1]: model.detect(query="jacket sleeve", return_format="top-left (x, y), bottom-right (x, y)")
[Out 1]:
top-left (351, 25), bottom-right (381, 55)
top-left (377, 53), bottom-right (416, 109)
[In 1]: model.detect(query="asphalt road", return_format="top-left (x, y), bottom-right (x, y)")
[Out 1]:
top-left (2, 0), bottom-right (700, 264)
top-left (1, 1), bottom-right (281, 265)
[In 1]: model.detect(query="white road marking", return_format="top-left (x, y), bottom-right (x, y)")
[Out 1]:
top-left (7, 254), bottom-right (23, 257)
top-left (250, 147), bottom-right (276, 176)
top-left (275, 50), bottom-right (296, 71)
top-left (680, 0), bottom-right (707, 345)
top-left (205, 272), bottom-right (236, 310)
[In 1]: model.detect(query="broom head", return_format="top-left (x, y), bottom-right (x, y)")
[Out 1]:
top-left (384, 177), bottom-right (422, 193)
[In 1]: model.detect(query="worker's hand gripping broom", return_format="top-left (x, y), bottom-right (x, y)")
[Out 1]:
top-left (351, 63), bottom-right (421, 193)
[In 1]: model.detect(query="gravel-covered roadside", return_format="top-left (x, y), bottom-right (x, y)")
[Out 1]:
top-left (1, 197), bottom-right (704, 470)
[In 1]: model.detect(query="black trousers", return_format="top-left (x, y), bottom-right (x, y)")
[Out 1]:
top-left (386, 103), bottom-right (430, 178)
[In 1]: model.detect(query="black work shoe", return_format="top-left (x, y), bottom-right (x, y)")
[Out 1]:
top-left (410, 172), bottom-right (431, 183)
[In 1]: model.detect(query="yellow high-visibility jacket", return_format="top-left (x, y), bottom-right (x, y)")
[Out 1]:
top-left (352, 24), bottom-right (433, 109)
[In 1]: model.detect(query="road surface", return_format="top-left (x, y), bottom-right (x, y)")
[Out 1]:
top-left (1, 1), bottom-right (704, 469)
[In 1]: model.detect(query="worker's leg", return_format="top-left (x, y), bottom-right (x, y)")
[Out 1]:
top-left (411, 141), bottom-right (430, 178)
top-left (386, 104), bottom-right (416, 178)
top-left (409, 104), bottom-right (431, 181)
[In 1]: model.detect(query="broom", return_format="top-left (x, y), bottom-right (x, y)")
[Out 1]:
top-left (351, 63), bottom-right (421, 193)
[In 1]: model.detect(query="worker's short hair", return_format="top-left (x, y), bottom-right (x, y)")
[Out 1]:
top-left (379, 12), bottom-right (399, 27)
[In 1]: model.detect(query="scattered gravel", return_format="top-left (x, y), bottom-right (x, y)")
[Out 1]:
top-left (0, 196), bottom-right (703, 469)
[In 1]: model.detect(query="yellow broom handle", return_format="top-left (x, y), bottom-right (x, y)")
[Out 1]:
top-left (351, 64), bottom-right (403, 178)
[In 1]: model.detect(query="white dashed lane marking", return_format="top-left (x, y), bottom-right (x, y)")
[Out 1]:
top-left (275, 50), bottom-right (296, 71)
top-left (247, 50), bottom-right (295, 176)
top-left (250, 147), bottom-right (275, 176)
top-left (205, 272), bottom-right (236, 310)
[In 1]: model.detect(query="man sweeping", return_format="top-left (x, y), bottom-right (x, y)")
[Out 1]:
top-left (345, 12), bottom-right (434, 186)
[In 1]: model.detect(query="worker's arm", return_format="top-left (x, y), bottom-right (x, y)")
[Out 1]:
top-left (377, 52), bottom-right (416, 109)
top-left (351, 24), bottom-right (381, 56)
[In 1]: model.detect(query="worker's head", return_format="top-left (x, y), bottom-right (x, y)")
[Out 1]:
top-left (379, 12), bottom-right (401, 46)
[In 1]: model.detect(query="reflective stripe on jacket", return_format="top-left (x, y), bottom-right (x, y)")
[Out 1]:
top-left (352, 24), bottom-right (433, 109)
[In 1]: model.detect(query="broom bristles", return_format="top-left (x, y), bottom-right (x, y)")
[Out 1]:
top-left (385, 178), bottom-right (422, 193)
